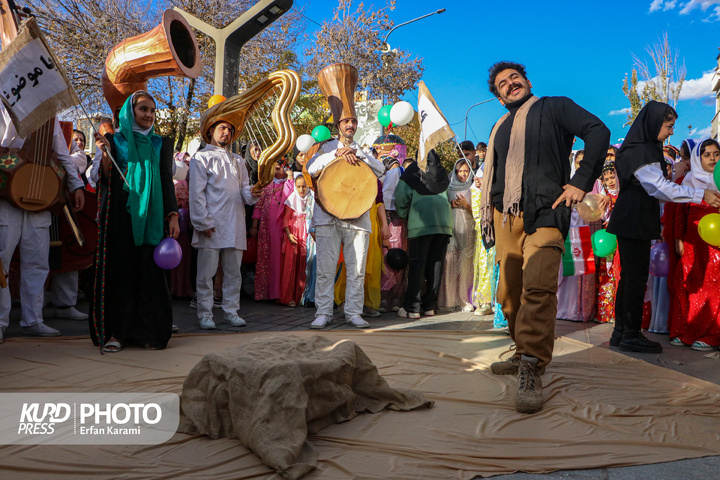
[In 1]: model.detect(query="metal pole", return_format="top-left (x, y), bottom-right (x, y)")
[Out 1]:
top-left (464, 98), bottom-right (494, 140)
top-left (381, 8), bottom-right (445, 52)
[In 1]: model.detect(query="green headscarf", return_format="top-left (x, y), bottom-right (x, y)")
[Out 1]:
top-left (113, 91), bottom-right (164, 246)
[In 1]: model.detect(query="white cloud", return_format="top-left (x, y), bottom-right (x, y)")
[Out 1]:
top-left (678, 71), bottom-right (715, 99)
top-left (649, 0), bottom-right (678, 12)
top-left (609, 108), bottom-right (631, 116)
top-left (650, 0), bottom-right (720, 20)
top-left (649, 0), bottom-right (664, 11)
top-left (633, 71), bottom-right (715, 101)
top-left (679, 0), bottom-right (720, 15)
top-left (688, 125), bottom-right (713, 137)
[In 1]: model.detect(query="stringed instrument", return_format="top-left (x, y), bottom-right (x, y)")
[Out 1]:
top-left (0, 0), bottom-right (69, 214)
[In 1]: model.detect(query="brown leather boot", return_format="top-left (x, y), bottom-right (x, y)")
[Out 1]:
top-left (515, 355), bottom-right (543, 414)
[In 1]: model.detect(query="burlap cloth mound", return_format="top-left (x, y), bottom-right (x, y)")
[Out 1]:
top-left (178, 334), bottom-right (434, 479)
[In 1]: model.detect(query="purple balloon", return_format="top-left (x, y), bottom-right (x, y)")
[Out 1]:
top-left (649, 242), bottom-right (670, 277)
top-left (154, 237), bottom-right (183, 270)
top-left (178, 207), bottom-right (189, 232)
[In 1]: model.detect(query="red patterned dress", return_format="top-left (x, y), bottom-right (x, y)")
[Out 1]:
top-left (596, 191), bottom-right (619, 323)
top-left (670, 201), bottom-right (720, 346)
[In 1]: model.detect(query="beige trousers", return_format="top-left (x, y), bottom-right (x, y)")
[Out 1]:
top-left (494, 210), bottom-right (564, 369)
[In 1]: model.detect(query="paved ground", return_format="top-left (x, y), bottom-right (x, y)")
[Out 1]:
top-left (4, 296), bottom-right (720, 479)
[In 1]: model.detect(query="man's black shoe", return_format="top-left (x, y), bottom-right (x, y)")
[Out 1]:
top-left (619, 332), bottom-right (663, 354)
top-left (609, 328), bottom-right (623, 347)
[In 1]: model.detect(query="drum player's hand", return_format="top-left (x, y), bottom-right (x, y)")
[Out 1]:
top-left (337, 147), bottom-right (359, 165)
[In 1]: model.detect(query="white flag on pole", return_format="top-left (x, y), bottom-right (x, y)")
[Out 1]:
top-left (417, 80), bottom-right (455, 171)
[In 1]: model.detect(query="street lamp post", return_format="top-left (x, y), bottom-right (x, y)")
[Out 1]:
top-left (464, 98), bottom-right (494, 140)
top-left (380, 8), bottom-right (446, 53)
top-left (378, 7), bottom-right (445, 135)
top-left (174, 0), bottom-right (293, 98)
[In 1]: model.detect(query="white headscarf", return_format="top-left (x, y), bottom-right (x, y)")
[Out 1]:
top-left (682, 139), bottom-right (719, 193)
top-left (284, 172), bottom-right (312, 213)
top-left (447, 158), bottom-right (474, 201)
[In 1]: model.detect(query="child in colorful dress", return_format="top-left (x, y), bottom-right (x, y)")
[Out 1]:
top-left (595, 162), bottom-right (620, 323)
top-left (251, 160), bottom-right (290, 301)
top-left (279, 173), bottom-right (314, 306)
top-left (670, 139), bottom-right (720, 351)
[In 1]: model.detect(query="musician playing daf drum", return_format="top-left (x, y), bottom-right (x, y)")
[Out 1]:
top-left (306, 63), bottom-right (384, 330)
top-left (0, 102), bottom-right (85, 343)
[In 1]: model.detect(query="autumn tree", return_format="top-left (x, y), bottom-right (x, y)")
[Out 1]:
top-left (27, 0), bottom-right (305, 148)
top-left (304, 0), bottom-right (424, 104)
top-left (622, 32), bottom-right (686, 127)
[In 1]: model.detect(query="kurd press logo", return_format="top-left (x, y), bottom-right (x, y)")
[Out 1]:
top-left (1, 393), bottom-right (179, 445)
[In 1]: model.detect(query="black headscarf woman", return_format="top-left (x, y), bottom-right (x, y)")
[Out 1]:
top-left (399, 149), bottom-right (449, 195)
top-left (614, 100), bottom-right (669, 191)
top-left (244, 140), bottom-right (261, 186)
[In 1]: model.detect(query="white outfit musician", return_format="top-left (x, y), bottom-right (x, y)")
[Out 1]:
top-left (49, 139), bottom-right (89, 320)
top-left (0, 103), bottom-right (83, 339)
top-left (189, 143), bottom-right (257, 326)
top-left (307, 139), bottom-right (384, 325)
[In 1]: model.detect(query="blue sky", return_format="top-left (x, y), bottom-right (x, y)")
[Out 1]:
top-left (298, 0), bottom-right (720, 148)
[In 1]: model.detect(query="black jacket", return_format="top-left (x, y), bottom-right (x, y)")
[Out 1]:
top-left (490, 96), bottom-right (610, 239)
top-left (607, 101), bottom-right (668, 240)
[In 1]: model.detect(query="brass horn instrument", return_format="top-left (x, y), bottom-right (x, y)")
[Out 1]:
top-left (102, 9), bottom-right (201, 113)
top-left (199, 69), bottom-right (302, 190)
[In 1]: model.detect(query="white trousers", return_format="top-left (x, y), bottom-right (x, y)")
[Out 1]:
top-left (314, 224), bottom-right (369, 317)
top-left (51, 271), bottom-right (79, 307)
top-left (196, 247), bottom-right (243, 319)
top-left (0, 200), bottom-right (50, 327)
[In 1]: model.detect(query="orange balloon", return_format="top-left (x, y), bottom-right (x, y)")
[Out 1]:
top-left (208, 94), bottom-right (226, 108)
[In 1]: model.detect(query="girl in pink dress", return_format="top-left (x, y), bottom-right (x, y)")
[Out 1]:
top-left (251, 160), bottom-right (290, 301)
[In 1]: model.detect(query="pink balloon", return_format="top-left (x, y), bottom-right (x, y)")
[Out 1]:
top-left (154, 237), bottom-right (183, 270)
top-left (649, 242), bottom-right (670, 277)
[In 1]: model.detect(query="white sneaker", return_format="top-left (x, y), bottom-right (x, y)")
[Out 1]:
top-left (225, 314), bottom-right (246, 327)
top-left (23, 322), bottom-right (61, 337)
top-left (346, 315), bottom-right (370, 328)
top-left (423, 310), bottom-right (435, 317)
top-left (397, 307), bottom-right (420, 319)
top-left (362, 306), bottom-right (381, 317)
top-left (311, 315), bottom-right (331, 329)
top-left (462, 304), bottom-right (475, 313)
top-left (54, 306), bottom-right (89, 320)
top-left (199, 316), bottom-right (216, 330)
top-left (475, 303), bottom-right (494, 316)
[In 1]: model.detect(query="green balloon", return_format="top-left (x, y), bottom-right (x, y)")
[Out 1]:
top-left (378, 105), bottom-right (393, 128)
top-left (311, 125), bottom-right (332, 142)
top-left (591, 229), bottom-right (617, 258)
top-left (714, 162), bottom-right (720, 191)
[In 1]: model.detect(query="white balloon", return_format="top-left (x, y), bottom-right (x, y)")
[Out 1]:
top-left (390, 101), bottom-right (414, 126)
top-left (173, 160), bottom-right (188, 181)
top-left (296, 134), bottom-right (315, 153)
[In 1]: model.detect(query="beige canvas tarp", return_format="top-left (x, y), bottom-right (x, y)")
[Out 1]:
top-left (1, 329), bottom-right (720, 479)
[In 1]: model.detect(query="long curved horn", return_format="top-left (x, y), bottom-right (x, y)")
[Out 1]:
top-left (102, 9), bottom-right (201, 113)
